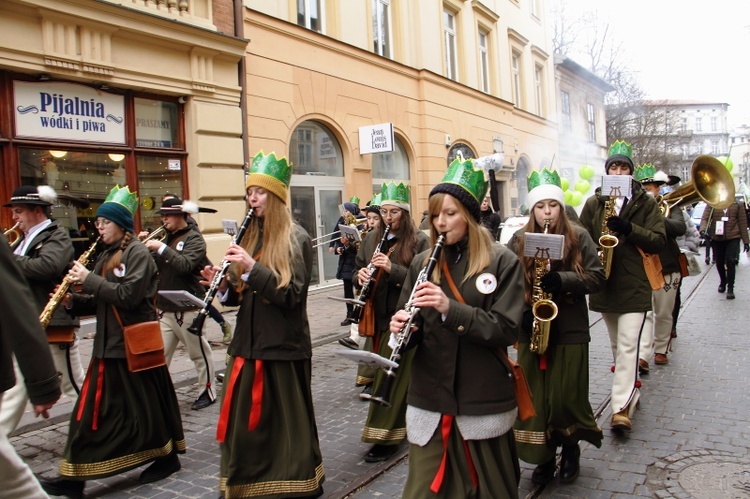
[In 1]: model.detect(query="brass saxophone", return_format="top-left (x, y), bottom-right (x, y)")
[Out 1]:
top-left (598, 198), bottom-right (619, 279)
top-left (529, 220), bottom-right (558, 355)
top-left (39, 237), bottom-right (101, 328)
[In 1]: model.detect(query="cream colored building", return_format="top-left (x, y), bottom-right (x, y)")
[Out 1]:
top-left (244, 0), bottom-right (560, 284)
top-left (0, 0), bottom-right (246, 262)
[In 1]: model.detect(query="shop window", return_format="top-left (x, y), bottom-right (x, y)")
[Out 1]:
top-left (134, 98), bottom-right (181, 149)
top-left (289, 121), bottom-right (344, 176)
top-left (137, 155), bottom-right (185, 230)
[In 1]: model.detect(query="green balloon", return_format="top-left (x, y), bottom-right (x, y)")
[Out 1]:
top-left (716, 156), bottom-right (734, 173)
top-left (570, 191), bottom-right (583, 207)
top-left (564, 190), bottom-right (574, 205)
top-left (561, 178), bottom-right (570, 191)
top-left (575, 179), bottom-right (591, 194)
top-left (579, 165), bottom-right (594, 180)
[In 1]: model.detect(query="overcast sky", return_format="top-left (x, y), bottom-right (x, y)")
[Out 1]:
top-left (556, 0), bottom-right (750, 127)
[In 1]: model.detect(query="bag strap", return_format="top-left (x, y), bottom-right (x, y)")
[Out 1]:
top-left (110, 304), bottom-right (124, 329)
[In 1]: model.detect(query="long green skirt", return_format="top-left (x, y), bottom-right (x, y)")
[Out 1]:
top-left (60, 358), bottom-right (185, 479)
top-left (356, 336), bottom-right (376, 386)
top-left (219, 356), bottom-right (324, 498)
top-left (513, 343), bottom-right (602, 465)
top-left (403, 419), bottom-right (519, 499)
top-left (361, 330), bottom-right (414, 445)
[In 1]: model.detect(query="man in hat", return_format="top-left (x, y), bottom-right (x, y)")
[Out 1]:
top-left (635, 167), bottom-right (686, 371)
top-left (144, 197), bottom-right (216, 410)
top-left (0, 185), bottom-right (84, 435)
top-left (579, 142), bottom-right (666, 432)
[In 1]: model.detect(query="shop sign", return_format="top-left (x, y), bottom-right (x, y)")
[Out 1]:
top-left (14, 81), bottom-right (125, 144)
top-left (359, 123), bottom-right (394, 155)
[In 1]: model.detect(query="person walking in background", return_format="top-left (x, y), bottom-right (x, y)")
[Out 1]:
top-left (479, 194), bottom-right (501, 240)
top-left (579, 141), bottom-right (666, 432)
top-left (700, 197), bottom-right (749, 300)
top-left (0, 231), bottom-right (62, 499)
top-left (331, 199), bottom-right (363, 325)
top-left (509, 169), bottom-right (605, 486)
top-left (206, 151), bottom-right (324, 498)
top-left (40, 185), bottom-right (185, 499)
top-left (0, 185), bottom-right (84, 436)
top-left (392, 156), bottom-right (525, 498)
top-left (635, 168), bottom-right (686, 371)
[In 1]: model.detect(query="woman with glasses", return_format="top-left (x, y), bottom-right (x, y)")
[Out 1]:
top-left (40, 185), bottom-right (185, 498)
top-left (357, 181), bottom-right (430, 463)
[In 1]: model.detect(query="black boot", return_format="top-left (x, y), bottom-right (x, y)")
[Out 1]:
top-left (718, 283), bottom-right (726, 293)
top-left (38, 477), bottom-right (84, 499)
top-left (531, 458), bottom-right (556, 485)
top-left (139, 453), bottom-right (181, 483)
top-left (560, 443), bottom-right (580, 483)
top-left (727, 286), bottom-right (735, 300)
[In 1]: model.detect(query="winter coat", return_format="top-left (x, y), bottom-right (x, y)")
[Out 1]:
top-left (699, 202), bottom-right (749, 244)
top-left (334, 240), bottom-right (357, 280)
top-left (153, 226), bottom-right (208, 311)
top-left (677, 209), bottom-right (701, 252)
top-left (657, 204), bottom-right (687, 275)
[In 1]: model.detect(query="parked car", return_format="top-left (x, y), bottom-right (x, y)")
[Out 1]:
top-left (498, 216), bottom-right (529, 246)
top-left (690, 201), bottom-right (706, 231)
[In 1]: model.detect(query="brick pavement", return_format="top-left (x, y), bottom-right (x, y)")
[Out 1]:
top-left (11, 256), bottom-right (750, 498)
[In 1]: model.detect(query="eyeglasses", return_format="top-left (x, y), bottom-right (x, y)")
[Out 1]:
top-left (94, 219), bottom-right (112, 228)
top-left (380, 208), bottom-right (402, 218)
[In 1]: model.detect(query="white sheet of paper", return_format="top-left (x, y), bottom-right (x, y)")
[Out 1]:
top-left (221, 219), bottom-right (239, 236)
top-left (336, 350), bottom-right (398, 369)
top-left (601, 175), bottom-right (632, 198)
top-left (338, 224), bottom-right (362, 242)
top-left (715, 220), bottom-right (725, 235)
top-left (522, 233), bottom-right (565, 260)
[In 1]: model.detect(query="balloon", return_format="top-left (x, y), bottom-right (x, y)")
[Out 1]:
top-left (716, 156), bottom-right (733, 173)
top-left (564, 190), bottom-right (574, 205)
top-left (575, 179), bottom-right (590, 194)
top-left (561, 178), bottom-right (570, 191)
top-left (570, 191), bottom-right (583, 207)
top-left (579, 165), bottom-right (594, 180)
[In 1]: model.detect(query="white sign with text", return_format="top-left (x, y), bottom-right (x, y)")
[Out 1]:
top-left (359, 123), bottom-right (394, 155)
top-left (14, 81), bottom-right (126, 144)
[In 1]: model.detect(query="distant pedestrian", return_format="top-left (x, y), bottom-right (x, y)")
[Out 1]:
top-left (480, 195), bottom-right (501, 240)
top-left (700, 197), bottom-right (749, 299)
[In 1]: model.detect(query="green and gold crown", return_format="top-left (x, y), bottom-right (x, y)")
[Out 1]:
top-left (103, 184), bottom-right (138, 215)
top-left (634, 163), bottom-right (656, 182)
top-left (369, 193), bottom-right (382, 207)
top-left (608, 140), bottom-right (633, 159)
top-left (349, 195), bottom-right (360, 205)
top-left (440, 156), bottom-right (489, 203)
top-left (246, 150), bottom-right (293, 202)
top-left (380, 181), bottom-right (411, 211)
top-left (527, 168), bottom-right (562, 192)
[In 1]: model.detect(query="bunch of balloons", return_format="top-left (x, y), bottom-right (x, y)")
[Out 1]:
top-left (716, 156), bottom-right (734, 176)
top-left (562, 164), bottom-right (595, 207)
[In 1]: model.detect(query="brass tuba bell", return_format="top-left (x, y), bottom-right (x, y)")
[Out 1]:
top-left (657, 155), bottom-right (735, 216)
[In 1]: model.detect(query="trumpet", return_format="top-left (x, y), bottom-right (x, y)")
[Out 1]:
top-left (4, 223), bottom-right (22, 250)
top-left (188, 208), bottom-right (254, 336)
top-left (142, 224), bottom-right (167, 243)
top-left (529, 220), bottom-right (558, 355)
top-left (363, 233), bottom-right (446, 407)
top-left (40, 237), bottom-right (101, 328)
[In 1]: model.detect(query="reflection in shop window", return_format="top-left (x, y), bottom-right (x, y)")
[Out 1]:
top-left (371, 137), bottom-right (410, 195)
top-left (289, 121), bottom-right (343, 176)
top-left (137, 155), bottom-right (184, 230)
top-left (134, 98), bottom-right (181, 149)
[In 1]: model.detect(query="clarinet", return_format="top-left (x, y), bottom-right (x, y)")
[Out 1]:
top-left (364, 233), bottom-right (446, 407)
top-left (187, 208), bottom-right (254, 336)
top-left (348, 224), bottom-right (391, 322)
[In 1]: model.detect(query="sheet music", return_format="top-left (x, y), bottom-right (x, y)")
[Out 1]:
top-left (221, 219), bottom-right (239, 236)
top-left (601, 175), bottom-right (632, 198)
top-left (338, 224), bottom-right (362, 242)
top-left (522, 233), bottom-right (565, 260)
top-left (158, 290), bottom-right (205, 309)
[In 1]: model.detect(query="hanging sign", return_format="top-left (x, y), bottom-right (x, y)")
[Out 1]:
top-left (13, 81), bottom-right (126, 144)
top-left (359, 123), bottom-right (394, 155)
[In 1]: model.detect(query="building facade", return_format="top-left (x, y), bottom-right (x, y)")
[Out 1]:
top-left (244, 0), bottom-right (560, 284)
top-left (0, 0), bottom-right (247, 261)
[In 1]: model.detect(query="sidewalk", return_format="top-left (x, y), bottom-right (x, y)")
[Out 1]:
top-left (12, 256), bottom-right (750, 498)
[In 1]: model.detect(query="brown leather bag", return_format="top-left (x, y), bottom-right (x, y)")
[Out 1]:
top-left (637, 247), bottom-right (666, 290)
top-left (358, 300), bottom-right (376, 337)
top-left (441, 262), bottom-right (536, 421)
top-left (112, 306), bottom-right (166, 373)
top-left (46, 326), bottom-right (75, 345)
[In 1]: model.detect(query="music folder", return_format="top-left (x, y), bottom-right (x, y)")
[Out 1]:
top-left (336, 349), bottom-right (398, 369)
top-left (158, 290), bottom-right (205, 310)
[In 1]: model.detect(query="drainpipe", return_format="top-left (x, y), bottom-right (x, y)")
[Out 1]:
top-left (235, 0), bottom-right (249, 172)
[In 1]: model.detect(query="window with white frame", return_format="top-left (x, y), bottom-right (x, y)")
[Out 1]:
top-left (530, 0), bottom-right (539, 18)
top-left (711, 140), bottom-right (719, 155)
top-left (478, 31), bottom-right (490, 93)
top-left (695, 117), bottom-right (702, 132)
top-left (682, 144), bottom-right (688, 159)
top-left (561, 91), bottom-right (571, 132)
top-left (534, 64), bottom-right (544, 116)
top-left (511, 51), bottom-right (521, 106)
top-left (443, 10), bottom-right (458, 81)
top-left (681, 117), bottom-right (687, 132)
top-left (587, 103), bottom-right (596, 142)
top-left (372, 0), bottom-right (391, 58)
top-left (297, 0), bottom-right (324, 33)
top-left (711, 116), bottom-right (717, 131)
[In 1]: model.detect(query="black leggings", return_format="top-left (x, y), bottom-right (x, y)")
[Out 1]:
top-left (712, 239), bottom-right (740, 287)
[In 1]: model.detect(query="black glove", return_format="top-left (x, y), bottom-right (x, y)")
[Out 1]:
top-left (606, 216), bottom-right (632, 236)
top-left (540, 271), bottom-right (563, 294)
top-left (744, 243), bottom-right (750, 253)
top-left (700, 230), bottom-right (708, 239)
top-left (521, 309), bottom-right (534, 335)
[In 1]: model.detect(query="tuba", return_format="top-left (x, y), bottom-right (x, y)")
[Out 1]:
top-left (4, 223), bottom-right (22, 250)
top-left (529, 220), bottom-right (558, 355)
top-left (598, 198), bottom-right (619, 279)
top-left (656, 155), bottom-right (735, 217)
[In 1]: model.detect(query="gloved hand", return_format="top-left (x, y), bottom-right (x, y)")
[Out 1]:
top-left (700, 230), bottom-right (708, 239)
top-left (521, 309), bottom-right (534, 334)
top-left (540, 271), bottom-right (563, 294)
top-left (606, 216), bottom-right (632, 236)
top-left (744, 243), bottom-right (750, 253)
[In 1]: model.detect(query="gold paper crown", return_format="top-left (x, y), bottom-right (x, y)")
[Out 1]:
top-left (103, 185), bottom-right (138, 214)
top-left (246, 151), bottom-right (293, 203)
top-left (440, 155), bottom-right (489, 203)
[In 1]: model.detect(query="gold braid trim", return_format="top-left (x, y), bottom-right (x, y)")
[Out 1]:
top-left (60, 439), bottom-right (185, 477)
top-left (355, 375), bottom-right (374, 385)
top-left (362, 426), bottom-right (406, 441)
top-left (220, 463), bottom-right (324, 498)
top-left (513, 429), bottom-right (547, 445)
